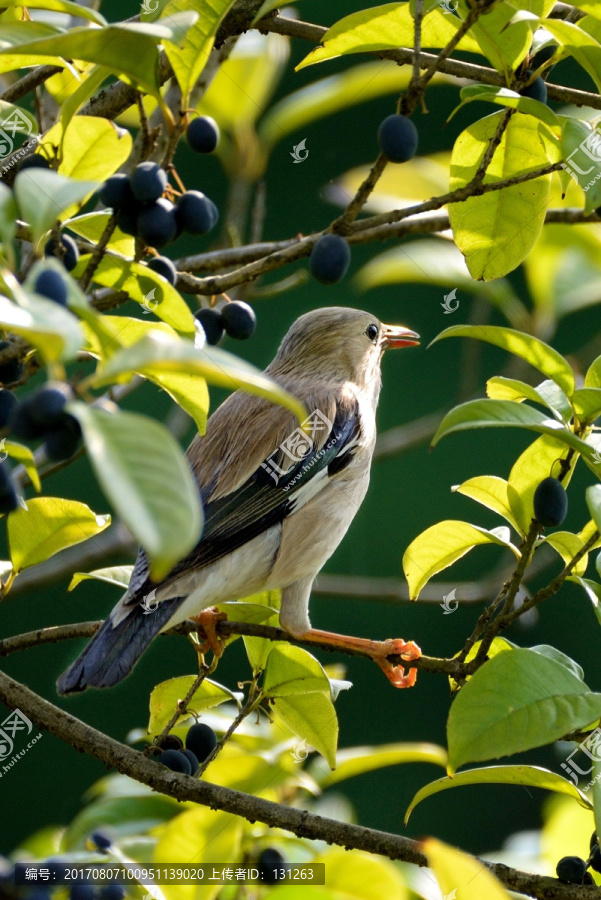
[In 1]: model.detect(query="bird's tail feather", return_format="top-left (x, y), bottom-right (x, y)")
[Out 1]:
top-left (56, 596), bottom-right (181, 694)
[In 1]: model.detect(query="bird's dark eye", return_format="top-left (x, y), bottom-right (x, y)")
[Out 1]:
top-left (366, 323), bottom-right (379, 342)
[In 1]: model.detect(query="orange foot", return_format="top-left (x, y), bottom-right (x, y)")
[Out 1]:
top-left (190, 607), bottom-right (228, 658)
top-left (372, 638), bottom-right (421, 688)
top-left (290, 628), bottom-right (421, 689)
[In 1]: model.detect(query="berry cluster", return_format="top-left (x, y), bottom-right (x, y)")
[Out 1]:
top-left (194, 301), bottom-right (256, 346)
top-left (99, 159), bottom-right (218, 250)
top-left (533, 476), bottom-right (568, 527)
top-left (44, 234), bottom-right (79, 273)
top-left (556, 831), bottom-right (601, 884)
top-left (7, 384), bottom-right (82, 463)
top-left (155, 722), bottom-right (217, 775)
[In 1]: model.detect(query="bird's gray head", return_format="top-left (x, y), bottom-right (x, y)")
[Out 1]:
top-left (268, 307), bottom-right (419, 386)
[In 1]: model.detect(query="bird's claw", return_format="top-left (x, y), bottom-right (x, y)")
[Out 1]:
top-left (374, 638), bottom-right (421, 689)
top-left (191, 607), bottom-right (228, 658)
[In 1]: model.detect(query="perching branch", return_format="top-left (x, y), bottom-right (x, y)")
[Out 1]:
top-left (0, 669), bottom-right (598, 900)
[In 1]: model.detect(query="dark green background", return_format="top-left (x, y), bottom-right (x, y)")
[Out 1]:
top-left (2, 0), bottom-right (600, 862)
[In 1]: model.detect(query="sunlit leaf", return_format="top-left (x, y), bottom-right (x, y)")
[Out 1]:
top-left (68, 565), bottom-right (133, 591)
top-left (14, 169), bottom-right (98, 243)
top-left (452, 475), bottom-right (522, 532)
top-left (148, 675), bottom-right (239, 736)
top-left (422, 837), bottom-right (512, 899)
top-left (8, 497), bottom-right (110, 572)
top-left (313, 742), bottom-right (447, 788)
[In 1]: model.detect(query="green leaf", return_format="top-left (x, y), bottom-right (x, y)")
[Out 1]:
top-left (68, 565), bottom-right (134, 591)
top-left (586, 486), bottom-right (601, 541)
top-left (406, 765), bottom-right (592, 823)
top-left (452, 83), bottom-right (559, 128)
top-left (62, 795), bottom-right (180, 850)
top-left (263, 644), bottom-right (332, 699)
top-left (77, 256), bottom-right (195, 335)
top-left (5, 440), bottom-right (40, 492)
top-left (449, 637), bottom-right (514, 693)
top-left (0, 0), bottom-right (106, 25)
top-left (448, 112), bottom-right (560, 280)
top-left (59, 66), bottom-right (109, 133)
top-left (66, 211), bottom-right (134, 257)
top-left (486, 376), bottom-right (571, 422)
top-left (573, 387), bottom-right (601, 421)
top-left (432, 400), bottom-right (589, 457)
top-left (7, 498), bottom-right (110, 572)
top-left (0, 23), bottom-right (184, 99)
top-left (447, 648), bottom-right (601, 773)
top-left (68, 402), bottom-right (203, 582)
top-left (92, 331), bottom-right (308, 425)
top-left (586, 353), bottom-right (601, 388)
top-left (264, 645), bottom-right (338, 768)
top-left (431, 325), bottom-right (575, 396)
top-left (403, 520), bottom-right (520, 601)
top-left (148, 675), bottom-right (238, 736)
top-left (241, 590), bottom-right (281, 673)
top-left (14, 169), bottom-right (98, 244)
top-left (296, 3), bottom-right (480, 70)
top-left (162, 0), bottom-right (236, 102)
top-left (0, 280), bottom-right (83, 363)
top-left (452, 475), bottom-right (522, 532)
top-left (530, 643), bottom-right (585, 681)
top-left (0, 181), bottom-right (18, 256)
top-left (42, 116), bottom-right (132, 183)
top-left (508, 434), bottom-right (574, 534)
top-left (423, 837), bottom-right (512, 900)
top-left (311, 848), bottom-right (407, 900)
top-left (457, 0), bottom-right (537, 75)
top-left (312, 742), bottom-right (447, 789)
top-left (543, 18), bottom-right (601, 95)
top-left (560, 117), bottom-right (601, 214)
top-left (545, 531), bottom-right (588, 576)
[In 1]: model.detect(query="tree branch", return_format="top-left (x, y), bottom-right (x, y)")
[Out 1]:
top-left (0, 670), bottom-right (597, 899)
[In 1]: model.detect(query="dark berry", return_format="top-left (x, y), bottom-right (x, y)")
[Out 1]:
top-left (187, 116), bottom-right (219, 154)
top-left (0, 341), bottom-right (24, 385)
top-left (28, 387), bottom-right (68, 427)
top-left (147, 256), bottom-right (177, 285)
top-left (584, 872), bottom-right (595, 884)
top-left (159, 734), bottom-right (183, 751)
top-left (257, 848), bottom-right (285, 885)
top-left (116, 203), bottom-right (140, 237)
top-left (34, 269), bottom-right (68, 306)
top-left (182, 749), bottom-right (199, 775)
top-left (90, 831), bottom-right (112, 851)
top-left (9, 402), bottom-right (43, 440)
top-left (100, 175), bottom-right (134, 210)
top-left (556, 856), bottom-right (587, 884)
top-left (519, 75), bottom-right (548, 104)
top-left (137, 198), bottom-right (177, 248)
top-left (18, 155), bottom-right (51, 172)
top-left (194, 308), bottom-right (224, 346)
top-left (100, 887), bottom-right (124, 900)
top-left (157, 748), bottom-right (192, 774)
top-left (590, 842), bottom-right (601, 874)
top-left (0, 390), bottom-right (17, 428)
top-left (130, 162), bottom-right (167, 203)
top-left (185, 722), bottom-right (217, 762)
top-left (533, 477), bottom-right (568, 527)
top-left (175, 191), bottom-right (219, 236)
top-left (377, 114), bottom-right (418, 163)
top-left (309, 234), bottom-right (351, 285)
top-left (44, 235), bottom-right (79, 272)
top-left (0, 465), bottom-right (18, 514)
top-left (591, 830), bottom-right (598, 850)
top-left (44, 415), bottom-right (82, 461)
top-left (221, 301), bottom-right (256, 340)
top-left (70, 885), bottom-right (95, 900)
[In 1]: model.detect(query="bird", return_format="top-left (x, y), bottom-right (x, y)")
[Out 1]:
top-left (57, 307), bottom-right (421, 695)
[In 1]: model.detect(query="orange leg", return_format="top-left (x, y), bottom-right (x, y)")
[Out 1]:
top-left (189, 607), bottom-right (228, 658)
top-left (292, 628), bottom-right (421, 688)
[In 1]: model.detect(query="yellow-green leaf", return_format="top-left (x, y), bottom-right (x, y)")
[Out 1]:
top-left (68, 565), bottom-right (133, 591)
top-left (453, 475), bottom-right (522, 532)
top-left (43, 115), bottom-right (132, 183)
top-left (5, 440), bottom-right (40, 492)
top-left (0, 279), bottom-right (83, 363)
top-left (422, 837), bottom-right (513, 899)
top-left (403, 520), bottom-right (520, 601)
top-left (14, 169), bottom-right (98, 243)
top-left (313, 742), bottom-right (447, 789)
top-left (148, 675), bottom-right (238, 736)
top-left (448, 112), bottom-right (560, 280)
top-left (508, 434), bottom-right (575, 534)
top-left (8, 497), bottom-right (110, 572)
top-left (545, 531), bottom-right (588, 576)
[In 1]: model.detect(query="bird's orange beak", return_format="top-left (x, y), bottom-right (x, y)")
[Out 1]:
top-left (382, 324), bottom-right (420, 349)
